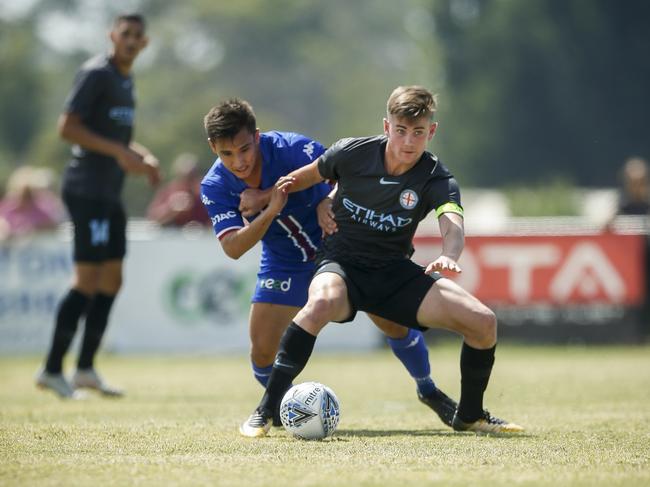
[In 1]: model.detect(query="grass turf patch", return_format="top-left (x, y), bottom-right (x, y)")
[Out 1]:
top-left (1, 344), bottom-right (649, 486)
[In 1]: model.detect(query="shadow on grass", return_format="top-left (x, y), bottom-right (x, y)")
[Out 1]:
top-left (335, 429), bottom-right (534, 439)
top-left (335, 428), bottom-right (453, 438)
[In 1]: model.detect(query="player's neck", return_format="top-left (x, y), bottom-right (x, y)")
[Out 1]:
top-left (109, 54), bottom-right (133, 77)
top-left (384, 146), bottom-right (417, 176)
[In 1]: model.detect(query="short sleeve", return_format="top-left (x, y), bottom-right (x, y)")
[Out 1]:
top-left (318, 137), bottom-right (356, 181)
top-left (200, 181), bottom-right (245, 239)
top-left (63, 68), bottom-right (106, 119)
top-left (430, 177), bottom-right (463, 217)
top-left (284, 134), bottom-right (326, 171)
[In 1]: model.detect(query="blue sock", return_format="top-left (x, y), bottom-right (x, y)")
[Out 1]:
top-left (252, 362), bottom-right (273, 387)
top-left (387, 328), bottom-right (436, 396)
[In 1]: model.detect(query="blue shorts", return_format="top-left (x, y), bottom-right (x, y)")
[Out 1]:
top-left (251, 267), bottom-right (314, 307)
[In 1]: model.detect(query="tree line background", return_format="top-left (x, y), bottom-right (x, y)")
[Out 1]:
top-left (1, 0), bottom-right (648, 215)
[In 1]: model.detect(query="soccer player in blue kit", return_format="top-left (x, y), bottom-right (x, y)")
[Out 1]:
top-left (200, 98), bottom-right (458, 426)
top-left (239, 86), bottom-right (524, 436)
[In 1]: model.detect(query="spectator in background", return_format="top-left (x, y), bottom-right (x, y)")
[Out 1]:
top-left (605, 156), bottom-right (650, 337)
top-left (0, 166), bottom-right (65, 241)
top-left (618, 157), bottom-right (650, 334)
top-left (604, 156), bottom-right (650, 231)
top-left (618, 157), bottom-right (650, 216)
top-left (146, 153), bottom-right (211, 228)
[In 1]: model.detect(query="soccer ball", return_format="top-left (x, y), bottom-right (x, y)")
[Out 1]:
top-left (279, 382), bottom-right (340, 440)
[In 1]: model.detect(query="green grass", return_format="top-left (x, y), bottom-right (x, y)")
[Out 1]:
top-left (1, 344), bottom-right (649, 486)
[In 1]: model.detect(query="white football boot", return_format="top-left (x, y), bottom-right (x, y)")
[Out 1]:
top-left (72, 368), bottom-right (124, 397)
top-left (35, 369), bottom-right (78, 399)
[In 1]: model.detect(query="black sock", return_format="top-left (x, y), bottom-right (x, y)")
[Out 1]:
top-left (45, 289), bottom-right (90, 373)
top-left (258, 322), bottom-right (317, 417)
top-left (77, 293), bottom-right (116, 370)
top-left (456, 342), bottom-right (496, 422)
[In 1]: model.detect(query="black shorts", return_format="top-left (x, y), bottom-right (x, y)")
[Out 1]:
top-left (314, 259), bottom-right (441, 330)
top-left (63, 192), bottom-right (127, 263)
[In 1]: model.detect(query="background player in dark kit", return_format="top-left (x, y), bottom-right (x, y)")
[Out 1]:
top-left (201, 98), bottom-right (457, 426)
top-left (240, 86), bottom-right (524, 436)
top-left (36, 13), bottom-right (160, 398)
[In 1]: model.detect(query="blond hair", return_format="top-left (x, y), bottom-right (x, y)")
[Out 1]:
top-left (386, 86), bottom-right (436, 120)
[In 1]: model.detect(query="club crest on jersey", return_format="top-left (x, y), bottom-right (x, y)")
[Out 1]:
top-left (399, 189), bottom-right (418, 210)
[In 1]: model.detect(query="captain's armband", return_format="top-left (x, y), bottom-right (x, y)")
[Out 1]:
top-left (435, 202), bottom-right (464, 218)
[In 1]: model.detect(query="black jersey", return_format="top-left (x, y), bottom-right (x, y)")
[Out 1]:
top-left (61, 55), bottom-right (135, 202)
top-left (318, 136), bottom-right (462, 268)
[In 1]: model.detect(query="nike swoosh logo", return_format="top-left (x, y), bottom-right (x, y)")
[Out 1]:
top-left (379, 177), bottom-right (399, 185)
top-left (273, 360), bottom-right (294, 370)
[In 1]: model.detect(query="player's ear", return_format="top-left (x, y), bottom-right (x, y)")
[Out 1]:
top-left (254, 129), bottom-right (260, 144)
top-left (140, 35), bottom-right (149, 50)
top-left (207, 138), bottom-right (218, 154)
top-left (428, 122), bottom-right (438, 139)
top-left (383, 118), bottom-right (389, 135)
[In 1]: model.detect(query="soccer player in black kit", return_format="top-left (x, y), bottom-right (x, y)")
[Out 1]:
top-left (36, 14), bottom-right (160, 398)
top-left (240, 85), bottom-right (524, 436)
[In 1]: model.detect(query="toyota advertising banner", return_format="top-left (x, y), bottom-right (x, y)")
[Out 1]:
top-left (413, 233), bottom-right (648, 343)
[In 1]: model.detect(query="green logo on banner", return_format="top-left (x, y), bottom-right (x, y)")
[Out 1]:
top-left (163, 267), bottom-right (254, 325)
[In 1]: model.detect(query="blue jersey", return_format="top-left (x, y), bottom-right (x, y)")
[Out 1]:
top-left (201, 131), bottom-right (330, 273)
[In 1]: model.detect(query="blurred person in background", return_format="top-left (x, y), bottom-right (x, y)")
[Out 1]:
top-left (604, 156), bottom-right (650, 230)
top-left (613, 156), bottom-right (650, 333)
top-left (36, 13), bottom-right (160, 399)
top-left (0, 166), bottom-right (65, 241)
top-left (146, 152), bottom-right (210, 228)
top-left (617, 157), bottom-right (649, 217)
top-left (201, 98), bottom-right (458, 428)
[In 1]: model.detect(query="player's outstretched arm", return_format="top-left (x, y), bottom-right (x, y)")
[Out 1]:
top-left (425, 212), bottom-right (465, 274)
top-left (276, 160), bottom-right (324, 194)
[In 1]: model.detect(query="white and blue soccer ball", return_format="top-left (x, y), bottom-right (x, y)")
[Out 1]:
top-left (279, 382), bottom-right (340, 440)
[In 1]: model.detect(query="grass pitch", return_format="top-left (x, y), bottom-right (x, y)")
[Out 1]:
top-left (1, 344), bottom-right (649, 487)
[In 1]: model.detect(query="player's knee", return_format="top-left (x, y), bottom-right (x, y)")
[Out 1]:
top-left (474, 307), bottom-right (497, 347)
top-left (96, 266), bottom-right (123, 295)
top-left (303, 294), bottom-right (341, 323)
top-left (73, 277), bottom-right (99, 296)
top-left (114, 275), bottom-right (123, 293)
top-left (105, 276), bottom-right (123, 294)
top-left (74, 272), bottom-right (100, 295)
